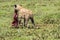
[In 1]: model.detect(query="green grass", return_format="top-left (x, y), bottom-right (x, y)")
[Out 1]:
top-left (0, 0), bottom-right (60, 40)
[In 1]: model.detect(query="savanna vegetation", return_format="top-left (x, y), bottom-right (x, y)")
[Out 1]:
top-left (0, 0), bottom-right (60, 40)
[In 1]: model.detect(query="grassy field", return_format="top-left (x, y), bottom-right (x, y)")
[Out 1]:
top-left (0, 0), bottom-right (60, 40)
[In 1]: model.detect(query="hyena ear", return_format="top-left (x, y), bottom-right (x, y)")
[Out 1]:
top-left (20, 4), bottom-right (22, 6)
top-left (14, 4), bottom-right (17, 8)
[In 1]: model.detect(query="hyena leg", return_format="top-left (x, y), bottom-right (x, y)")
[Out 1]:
top-left (18, 17), bottom-right (22, 25)
top-left (19, 20), bottom-right (21, 24)
top-left (24, 18), bottom-right (26, 26)
top-left (24, 18), bottom-right (29, 27)
top-left (30, 17), bottom-right (35, 25)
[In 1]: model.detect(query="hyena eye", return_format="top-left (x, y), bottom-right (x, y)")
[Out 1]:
top-left (14, 4), bottom-right (17, 8)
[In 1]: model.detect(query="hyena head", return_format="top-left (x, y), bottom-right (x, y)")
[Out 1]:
top-left (14, 4), bottom-right (22, 11)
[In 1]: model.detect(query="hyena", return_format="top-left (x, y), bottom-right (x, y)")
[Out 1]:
top-left (14, 4), bottom-right (35, 27)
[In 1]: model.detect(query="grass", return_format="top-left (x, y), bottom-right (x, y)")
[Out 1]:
top-left (0, 0), bottom-right (60, 40)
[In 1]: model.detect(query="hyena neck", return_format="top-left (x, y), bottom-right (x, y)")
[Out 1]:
top-left (19, 6), bottom-right (23, 10)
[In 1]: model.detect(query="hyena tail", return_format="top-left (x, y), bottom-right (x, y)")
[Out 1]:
top-left (30, 17), bottom-right (35, 25)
